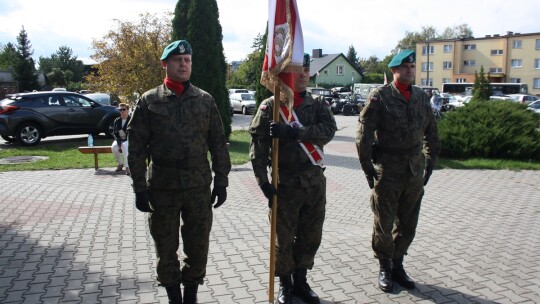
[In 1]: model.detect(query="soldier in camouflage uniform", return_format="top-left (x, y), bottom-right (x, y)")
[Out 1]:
top-left (127, 40), bottom-right (231, 304)
top-left (249, 54), bottom-right (337, 304)
top-left (355, 50), bottom-right (440, 293)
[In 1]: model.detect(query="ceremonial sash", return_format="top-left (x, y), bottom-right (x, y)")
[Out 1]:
top-left (279, 105), bottom-right (325, 168)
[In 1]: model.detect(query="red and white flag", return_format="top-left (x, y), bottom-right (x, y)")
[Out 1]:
top-left (261, 0), bottom-right (304, 109)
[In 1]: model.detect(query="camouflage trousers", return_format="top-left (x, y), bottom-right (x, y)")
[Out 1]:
top-left (371, 170), bottom-right (424, 260)
top-left (148, 185), bottom-right (212, 286)
top-left (272, 179), bottom-right (326, 276)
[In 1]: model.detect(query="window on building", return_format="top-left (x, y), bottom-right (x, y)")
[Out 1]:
top-left (422, 45), bottom-right (434, 55)
top-left (443, 61), bottom-right (452, 69)
top-left (464, 44), bottom-right (476, 50)
top-left (490, 49), bottom-right (503, 55)
top-left (456, 78), bottom-right (467, 83)
top-left (336, 65), bottom-right (344, 75)
top-left (511, 59), bottom-right (522, 67)
top-left (442, 78), bottom-right (451, 83)
top-left (535, 59), bottom-right (540, 69)
top-left (534, 78), bottom-right (540, 89)
top-left (323, 70), bottom-right (328, 75)
top-left (464, 60), bottom-right (475, 66)
top-left (510, 78), bottom-right (521, 83)
top-left (421, 62), bottom-right (433, 71)
top-left (512, 40), bottom-right (522, 48)
top-left (489, 68), bottom-right (502, 73)
top-left (421, 78), bottom-right (433, 86)
top-left (536, 39), bottom-right (540, 50)
top-left (443, 45), bottom-right (452, 53)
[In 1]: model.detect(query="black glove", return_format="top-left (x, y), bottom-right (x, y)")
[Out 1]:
top-left (361, 163), bottom-right (379, 189)
top-left (270, 121), bottom-right (298, 139)
top-left (424, 163), bottom-right (434, 186)
top-left (211, 186), bottom-right (227, 208)
top-left (135, 190), bottom-right (153, 212)
top-left (260, 182), bottom-right (277, 208)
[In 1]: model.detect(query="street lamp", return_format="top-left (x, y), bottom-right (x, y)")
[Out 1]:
top-left (426, 41), bottom-right (430, 86)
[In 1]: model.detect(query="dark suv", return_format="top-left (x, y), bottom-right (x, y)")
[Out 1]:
top-left (0, 91), bottom-right (120, 146)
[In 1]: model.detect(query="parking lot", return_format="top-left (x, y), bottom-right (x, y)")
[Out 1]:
top-left (1, 115), bottom-right (539, 303)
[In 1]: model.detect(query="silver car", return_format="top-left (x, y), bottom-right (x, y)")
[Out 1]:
top-left (230, 92), bottom-right (256, 115)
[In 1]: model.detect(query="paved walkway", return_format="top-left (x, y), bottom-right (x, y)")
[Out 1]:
top-left (1, 115), bottom-right (539, 303)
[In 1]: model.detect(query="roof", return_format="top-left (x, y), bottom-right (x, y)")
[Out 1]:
top-left (308, 53), bottom-right (362, 77)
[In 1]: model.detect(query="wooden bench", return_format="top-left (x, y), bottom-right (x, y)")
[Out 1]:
top-left (78, 146), bottom-right (112, 170)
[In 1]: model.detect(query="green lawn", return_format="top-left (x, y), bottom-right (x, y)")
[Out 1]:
top-left (0, 130), bottom-right (539, 171)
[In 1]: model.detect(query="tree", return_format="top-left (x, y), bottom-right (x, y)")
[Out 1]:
top-left (346, 45), bottom-right (361, 72)
top-left (472, 66), bottom-right (491, 101)
top-left (87, 12), bottom-right (172, 101)
top-left (0, 43), bottom-right (18, 70)
top-left (227, 34), bottom-right (265, 91)
top-left (254, 26), bottom-right (272, 106)
top-left (171, 0), bottom-right (232, 138)
top-left (12, 26), bottom-right (38, 92)
top-left (39, 46), bottom-right (84, 90)
top-left (440, 24), bottom-right (473, 39)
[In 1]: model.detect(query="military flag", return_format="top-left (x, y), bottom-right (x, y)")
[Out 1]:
top-left (261, 0), bottom-right (304, 109)
top-left (261, 1), bottom-right (304, 302)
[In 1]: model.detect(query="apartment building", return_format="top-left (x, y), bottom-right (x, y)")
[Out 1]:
top-left (415, 31), bottom-right (540, 96)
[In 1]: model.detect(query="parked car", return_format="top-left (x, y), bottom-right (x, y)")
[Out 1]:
top-left (307, 87), bottom-right (333, 105)
top-left (439, 93), bottom-right (464, 108)
top-left (230, 92), bottom-right (256, 115)
top-left (228, 88), bottom-right (249, 96)
top-left (506, 94), bottom-right (539, 105)
top-left (0, 91), bottom-right (120, 146)
top-left (527, 100), bottom-right (540, 114)
top-left (84, 92), bottom-right (121, 106)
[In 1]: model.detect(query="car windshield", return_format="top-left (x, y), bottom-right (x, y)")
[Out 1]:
top-left (85, 93), bottom-right (110, 104)
top-left (241, 93), bottom-right (254, 100)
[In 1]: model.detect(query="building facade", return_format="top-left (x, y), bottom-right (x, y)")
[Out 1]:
top-left (416, 31), bottom-right (540, 96)
top-left (308, 49), bottom-right (362, 88)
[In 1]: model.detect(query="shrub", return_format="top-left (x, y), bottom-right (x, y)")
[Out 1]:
top-left (438, 100), bottom-right (540, 160)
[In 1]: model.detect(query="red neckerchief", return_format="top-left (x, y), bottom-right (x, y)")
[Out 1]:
top-left (394, 81), bottom-right (411, 102)
top-left (294, 91), bottom-right (305, 108)
top-left (164, 77), bottom-right (185, 96)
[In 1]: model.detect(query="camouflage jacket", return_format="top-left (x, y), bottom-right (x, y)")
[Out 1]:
top-left (127, 83), bottom-right (231, 192)
top-left (249, 94), bottom-right (337, 188)
top-left (355, 82), bottom-right (441, 176)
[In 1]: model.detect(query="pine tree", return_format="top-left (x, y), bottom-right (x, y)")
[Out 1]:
top-left (171, 0), bottom-right (232, 138)
top-left (472, 66), bottom-right (491, 101)
top-left (13, 27), bottom-right (38, 92)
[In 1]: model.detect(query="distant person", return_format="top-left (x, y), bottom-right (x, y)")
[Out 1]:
top-left (127, 40), bottom-right (231, 303)
top-left (249, 53), bottom-right (337, 304)
top-left (356, 50), bottom-right (441, 293)
top-left (111, 103), bottom-right (130, 175)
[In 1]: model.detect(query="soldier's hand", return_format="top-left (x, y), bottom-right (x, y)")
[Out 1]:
top-left (211, 186), bottom-right (227, 208)
top-left (259, 182), bottom-right (277, 208)
top-left (134, 190), bottom-right (153, 212)
top-left (424, 162), bottom-right (434, 186)
top-left (270, 121), bottom-right (298, 139)
top-left (361, 163), bottom-right (379, 189)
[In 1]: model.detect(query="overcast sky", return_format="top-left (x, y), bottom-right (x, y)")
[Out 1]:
top-left (1, 0), bottom-right (539, 65)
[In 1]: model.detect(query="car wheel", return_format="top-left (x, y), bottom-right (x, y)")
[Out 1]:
top-left (242, 106), bottom-right (248, 115)
top-left (1, 135), bottom-right (16, 143)
top-left (15, 123), bottom-right (42, 146)
top-left (342, 105), bottom-right (352, 116)
top-left (104, 118), bottom-right (116, 138)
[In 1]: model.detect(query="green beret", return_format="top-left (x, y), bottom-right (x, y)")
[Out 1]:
top-left (160, 40), bottom-right (192, 60)
top-left (388, 50), bottom-right (415, 68)
top-left (303, 53), bottom-right (310, 68)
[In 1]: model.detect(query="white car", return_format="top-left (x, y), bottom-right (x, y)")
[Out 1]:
top-left (439, 93), bottom-right (464, 108)
top-left (527, 100), bottom-right (540, 113)
top-left (507, 94), bottom-right (539, 105)
top-left (230, 92), bottom-right (256, 115)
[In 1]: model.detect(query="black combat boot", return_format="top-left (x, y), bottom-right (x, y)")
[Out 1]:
top-left (183, 282), bottom-right (199, 304)
top-left (392, 256), bottom-right (415, 289)
top-left (292, 268), bottom-right (320, 304)
top-left (277, 275), bottom-right (293, 304)
top-left (378, 259), bottom-right (393, 292)
top-left (164, 284), bottom-right (182, 304)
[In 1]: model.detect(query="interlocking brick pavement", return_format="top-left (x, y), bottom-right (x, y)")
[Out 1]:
top-left (1, 115), bottom-right (539, 303)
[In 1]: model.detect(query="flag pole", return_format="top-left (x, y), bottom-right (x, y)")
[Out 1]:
top-left (269, 83), bottom-right (280, 303)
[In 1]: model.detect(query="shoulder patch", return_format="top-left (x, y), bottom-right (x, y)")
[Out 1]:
top-left (259, 104), bottom-right (268, 111)
top-left (370, 96), bottom-right (379, 102)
